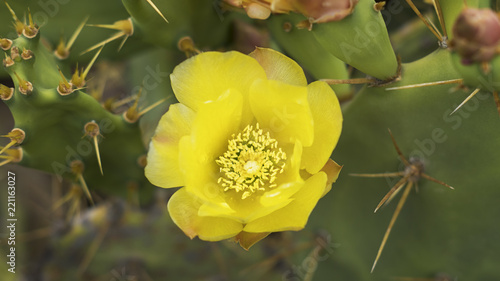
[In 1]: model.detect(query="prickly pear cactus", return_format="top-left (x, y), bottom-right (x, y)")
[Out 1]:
top-left (1, 0), bottom-right (500, 281)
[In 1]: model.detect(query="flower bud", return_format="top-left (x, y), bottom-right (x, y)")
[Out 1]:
top-left (452, 8), bottom-right (500, 64)
top-left (293, 0), bottom-right (358, 23)
top-left (222, 0), bottom-right (299, 20)
top-left (245, 3), bottom-right (272, 20)
top-left (225, 0), bottom-right (357, 23)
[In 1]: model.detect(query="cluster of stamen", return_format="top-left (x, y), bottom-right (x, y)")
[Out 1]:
top-left (216, 124), bottom-right (286, 199)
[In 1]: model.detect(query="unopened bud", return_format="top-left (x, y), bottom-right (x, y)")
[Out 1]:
top-left (452, 8), bottom-right (500, 64)
top-left (245, 3), bottom-right (271, 20)
top-left (294, 0), bottom-right (359, 23)
top-left (224, 0), bottom-right (294, 19)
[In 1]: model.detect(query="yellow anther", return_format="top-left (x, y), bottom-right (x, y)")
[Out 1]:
top-left (216, 123), bottom-right (287, 199)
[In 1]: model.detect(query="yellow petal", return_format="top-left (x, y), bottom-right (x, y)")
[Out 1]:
top-left (301, 81), bottom-right (343, 174)
top-left (178, 89), bottom-right (243, 203)
top-left (198, 183), bottom-right (296, 224)
top-left (259, 182), bottom-right (301, 207)
top-left (168, 188), bottom-right (243, 241)
top-left (145, 104), bottom-right (195, 188)
top-left (249, 79), bottom-right (314, 146)
top-left (234, 231), bottom-right (271, 250)
top-left (274, 140), bottom-right (302, 186)
top-left (191, 89), bottom-right (244, 159)
top-left (178, 136), bottom-right (229, 207)
top-left (243, 172), bottom-right (327, 233)
top-left (249, 47), bottom-right (307, 86)
top-left (321, 158), bottom-right (343, 197)
top-left (170, 51), bottom-right (267, 123)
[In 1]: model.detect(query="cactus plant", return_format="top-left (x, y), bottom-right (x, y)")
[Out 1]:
top-left (1, 0), bottom-right (500, 281)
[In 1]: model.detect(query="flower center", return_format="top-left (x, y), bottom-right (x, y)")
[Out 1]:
top-left (216, 123), bottom-right (287, 199)
top-left (244, 160), bottom-right (260, 175)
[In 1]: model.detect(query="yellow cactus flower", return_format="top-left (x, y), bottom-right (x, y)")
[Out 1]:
top-left (145, 48), bottom-right (343, 249)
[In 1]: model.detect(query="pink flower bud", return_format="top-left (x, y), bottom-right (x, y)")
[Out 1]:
top-left (293, 0), bottom-right (358, 23)
top-left (224, 0), bottom-right (357, 22)
top-left (452, 8), bottom-right (500, 64)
